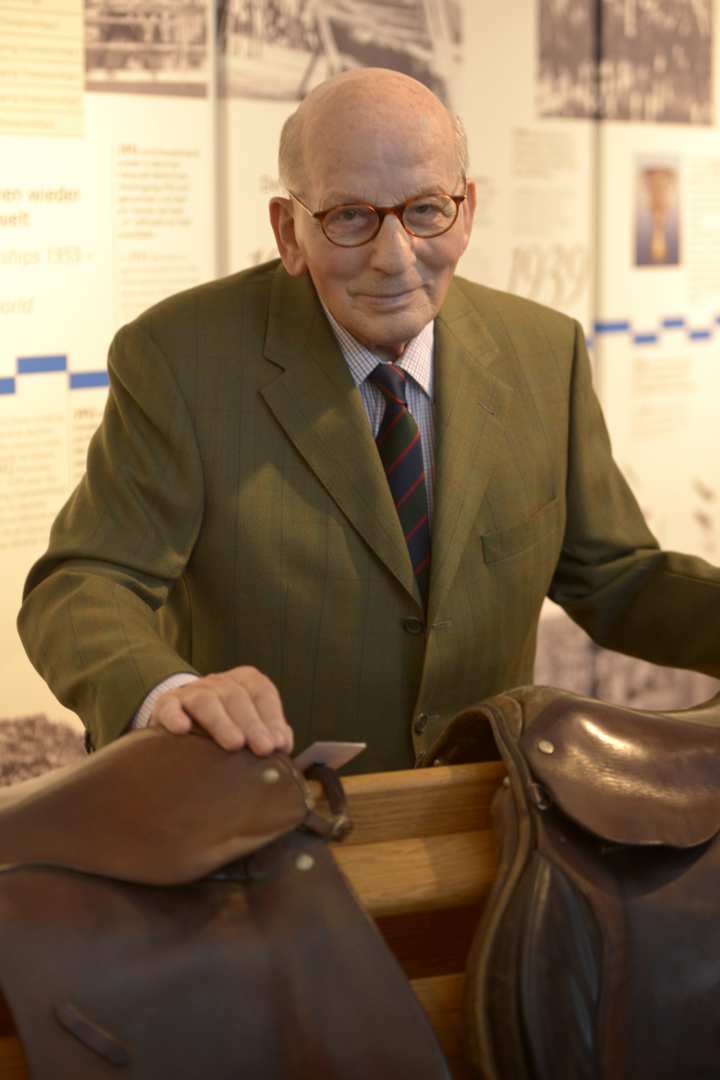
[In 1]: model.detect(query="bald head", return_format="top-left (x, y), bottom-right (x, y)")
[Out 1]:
top-left (278, 68), bottom-right (468, 198)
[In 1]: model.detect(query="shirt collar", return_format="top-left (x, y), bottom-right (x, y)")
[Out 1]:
top-left (322, 303), bottom-right (435, 399)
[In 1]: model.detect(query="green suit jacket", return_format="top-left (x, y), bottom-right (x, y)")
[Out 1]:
top-left (18, 261), bottom-right (720, 772)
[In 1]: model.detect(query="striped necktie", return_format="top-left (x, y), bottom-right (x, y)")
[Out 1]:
top-left (369, 363), bottom-right (431, 605)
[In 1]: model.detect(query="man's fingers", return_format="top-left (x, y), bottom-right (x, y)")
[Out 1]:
top-left (149, 667), bottom-right (293, 756)
top-left (152, 687), bottom-right (246, 750)
top-left (228, 668), bottom-right (293, 752)
top-left (183, 686), bottom-right (252, 751)
top-left (150, 696), bottom-right (193, 735)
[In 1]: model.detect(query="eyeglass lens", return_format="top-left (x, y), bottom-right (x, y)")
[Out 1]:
top-left (323, 194), bottom-right (459, 246)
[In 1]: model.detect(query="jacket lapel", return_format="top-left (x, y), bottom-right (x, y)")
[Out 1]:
top-left (260, 267), bottom-right (420, 604)
top-left (428, 283), bottom-right (514, 619)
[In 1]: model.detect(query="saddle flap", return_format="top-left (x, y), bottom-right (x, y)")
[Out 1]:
top-left (0, 729), bottom-right (313, 884)
top-left (520, 693), bottom-right (720, 848)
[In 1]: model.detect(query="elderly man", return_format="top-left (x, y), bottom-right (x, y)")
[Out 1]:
top-left (18, 68), bottom-right (720, 773)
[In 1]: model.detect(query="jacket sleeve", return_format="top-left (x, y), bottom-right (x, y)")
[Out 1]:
top-left (17, 319), bottom-right (204, 746)
top-left (549, 321), bottom-right (720, 677)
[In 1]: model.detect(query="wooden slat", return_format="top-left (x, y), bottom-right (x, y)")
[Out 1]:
top-left (413, 971), bottom-right (465, 1014)
top-left (334, 828), bottom-right (497, 917)
top-left (411, 973), bottom-right (475, 1080)
top-left (0, 1037), bottom-right (26, 1079)
top-left (310, 760), bottom-right (506, 844)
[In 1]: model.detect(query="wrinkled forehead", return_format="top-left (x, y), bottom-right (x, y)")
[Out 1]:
top-left (303, 77), bottom-right (452, 148)
top-left (300, 94), bottom-right (458, 203)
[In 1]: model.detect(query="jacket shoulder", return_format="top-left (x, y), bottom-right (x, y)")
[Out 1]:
top-left (123, 260), bottom-right (282, 357)
top-left (142, 259), bottom-right (279, 322)
top-left (443, 276), bottom-right (585, 401)
top-left (450, 275), bottom-right (579, 339)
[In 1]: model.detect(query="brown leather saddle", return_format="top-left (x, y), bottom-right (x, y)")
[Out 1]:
top-left (0, 728), bottom-right (450, 1079)
top-left (429, 685), bottom-right (720, 1080)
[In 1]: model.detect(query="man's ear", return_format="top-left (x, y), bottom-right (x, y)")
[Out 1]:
top-left (461, 179), bottom-right (477, 246)
top-left (269, 197), bottom-right (307, 276)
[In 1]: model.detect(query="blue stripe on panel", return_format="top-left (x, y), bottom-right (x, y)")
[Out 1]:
top-left (17, 354), bottom-right (68, 374)
top-left (634, 333), bottom-right (658, 345)
top-left (661, 317), bottom-right (686, 329)
top-left (593, 320), bottom-right (631, 334)
top-left (689, 329), bottom-right (712, 341)
top-left (0, 377), bottom-right (16, 395)
top-left (69, 371), bottom-right (109, 389)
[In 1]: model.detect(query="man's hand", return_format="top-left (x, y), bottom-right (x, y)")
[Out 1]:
top-left (149, 666), bottom-right (293, 755)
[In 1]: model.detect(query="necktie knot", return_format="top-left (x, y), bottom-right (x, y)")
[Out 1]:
top-left (369, 363), bottom-right (408, 407)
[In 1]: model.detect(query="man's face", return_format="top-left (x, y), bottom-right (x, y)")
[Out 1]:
top-left (270, 106), bottom-right (476, 354)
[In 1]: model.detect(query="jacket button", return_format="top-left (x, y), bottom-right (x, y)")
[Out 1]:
top-left (413, 713), bottom-right (429, 735)
top-left (402, 617), bottom-right (424, 635)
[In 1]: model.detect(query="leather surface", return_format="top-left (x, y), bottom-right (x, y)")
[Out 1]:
top-left (429, 685), bottom-right (720, 1080)
top-left (0, 732), bottom-right (450, 1078)
top-left (520, 690), bottom-right (720, 847)
top-left (0, 728), bottom-right (311, 884)
top-left (0, 831), bottom-right (450, 1079)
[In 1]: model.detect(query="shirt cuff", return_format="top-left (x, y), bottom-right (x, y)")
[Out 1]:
top-left (131, 672), bottom-right (199, 730)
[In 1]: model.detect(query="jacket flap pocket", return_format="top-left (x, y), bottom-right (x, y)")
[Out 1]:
top-left (481, 496), bottom-right (563, 564)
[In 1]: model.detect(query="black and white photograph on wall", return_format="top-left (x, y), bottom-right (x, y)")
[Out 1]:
top-left (634, 158), bottom-right (681, 267)
top-left (536, 0), bottom-right (597, 120)
top-left (85, 0), bottom-right (209, 96)
top-left (217, 0), bottom-right (463, 107)
top-left (534, 609), bottom-right (720, 713)
top-left (537, 0), bottom-right (713, 124)
top-left (0, 715), bottom-right (84, 787)
top-left (600, 0), bottom-right (712, 124)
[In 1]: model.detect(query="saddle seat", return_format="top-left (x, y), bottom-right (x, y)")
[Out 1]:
top-left (432, 685), bottom-right (720, 847)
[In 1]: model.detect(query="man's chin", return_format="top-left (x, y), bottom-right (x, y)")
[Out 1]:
top-left (347, 306), bottom-right (432, 352)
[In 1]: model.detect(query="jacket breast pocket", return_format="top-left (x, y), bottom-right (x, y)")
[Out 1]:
top-left (481, 496), bottom-right (564, 565)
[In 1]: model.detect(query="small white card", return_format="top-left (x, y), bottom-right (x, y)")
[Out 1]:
top-left (293, 741), bottom-right (367, 772)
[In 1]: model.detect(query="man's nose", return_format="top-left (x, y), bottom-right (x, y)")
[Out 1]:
top-left (367, 213), bottom-right (415, 273)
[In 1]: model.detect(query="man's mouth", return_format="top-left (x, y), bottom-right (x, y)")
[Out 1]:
top-left (355, 287), bottom-right (418, 307)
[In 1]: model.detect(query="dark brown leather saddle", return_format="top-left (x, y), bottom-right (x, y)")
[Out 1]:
top-left (0, 728), bottom-right (449, 1079)
top-left (429, 685), bottom-right (720, 1080)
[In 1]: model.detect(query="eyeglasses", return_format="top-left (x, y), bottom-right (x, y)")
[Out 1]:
top-left (289, 185), bottom-right (467, 248)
